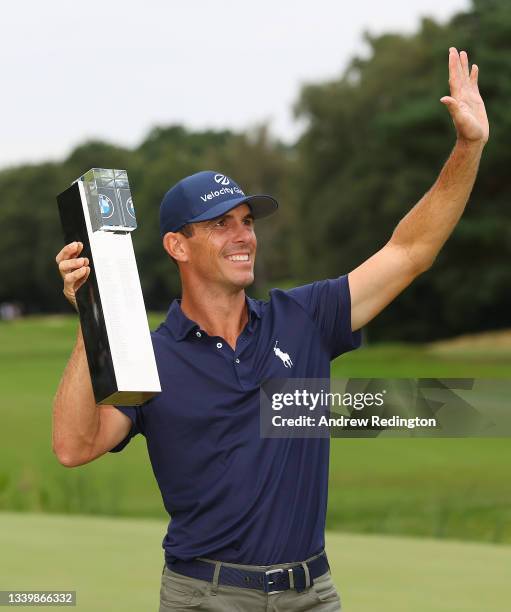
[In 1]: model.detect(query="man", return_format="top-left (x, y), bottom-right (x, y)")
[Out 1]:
top-left (53, 48), bottom-right (488, 611)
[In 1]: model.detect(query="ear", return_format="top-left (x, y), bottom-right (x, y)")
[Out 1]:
top-left (163, 232), bottom-right (189, 263)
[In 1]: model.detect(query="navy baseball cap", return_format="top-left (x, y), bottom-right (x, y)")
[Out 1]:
top-left (160, 171), bottom-right (278, 236)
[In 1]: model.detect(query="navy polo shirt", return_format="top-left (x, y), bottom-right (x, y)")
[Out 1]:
top-left (111, 275), bottom-right (361, 565)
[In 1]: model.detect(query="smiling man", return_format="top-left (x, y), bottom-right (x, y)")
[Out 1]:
top-left (53, 48), bottom-right (488, 611)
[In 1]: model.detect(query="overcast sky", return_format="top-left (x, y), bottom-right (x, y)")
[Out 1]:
top-left (2, 0), bottom-right (469, 169)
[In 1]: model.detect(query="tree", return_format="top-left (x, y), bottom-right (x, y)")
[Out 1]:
top-left (294, 0), bottom-right (511, 340)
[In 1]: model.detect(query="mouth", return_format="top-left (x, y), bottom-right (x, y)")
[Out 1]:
top-left (225, 253), bottom-right (251, 263)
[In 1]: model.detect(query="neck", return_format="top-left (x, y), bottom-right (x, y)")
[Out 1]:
top-left (180, 284), bottom-right (248, 350)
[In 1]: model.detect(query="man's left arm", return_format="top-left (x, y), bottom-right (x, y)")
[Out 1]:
top-left (349, 47), bottom-right (489, 332)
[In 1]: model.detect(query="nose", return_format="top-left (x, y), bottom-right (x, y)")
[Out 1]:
top-left (232, 221), bottom-right (254, 243)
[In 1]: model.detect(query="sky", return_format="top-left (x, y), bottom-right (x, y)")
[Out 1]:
top-left (2, 0), bottom-right (469, 169)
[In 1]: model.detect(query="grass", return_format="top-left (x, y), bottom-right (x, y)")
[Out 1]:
top-left (331, 340), bottom-right (511, 377)
top-left (1, 512), bottom-right (510, 612)
top-left (0, 315), bottom-right (510, 544)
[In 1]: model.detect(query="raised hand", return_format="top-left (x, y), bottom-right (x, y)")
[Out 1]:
top-left (441, 48), bottom-right (489, 145)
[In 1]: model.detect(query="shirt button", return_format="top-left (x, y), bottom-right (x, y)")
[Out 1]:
top-left (235, 358), bottom-right (240, 364)
top-left (196, 331), bottom-right (202, 338)
top-left (216, 342), bottom-right (223, 349)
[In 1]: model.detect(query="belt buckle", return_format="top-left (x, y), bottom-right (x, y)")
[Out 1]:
top-left (264, 567), bottom-right (287, 594)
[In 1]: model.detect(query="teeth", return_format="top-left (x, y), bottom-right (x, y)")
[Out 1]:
top-left (228, 255), bottom-right (249, 261)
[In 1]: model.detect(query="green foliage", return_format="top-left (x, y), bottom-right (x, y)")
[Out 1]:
top-left (0, 126), bottom-right (294, 312)
top-left (294, 0), bottom-right (511, 340)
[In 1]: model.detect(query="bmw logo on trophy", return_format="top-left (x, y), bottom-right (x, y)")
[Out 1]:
top-left (57, 168), bottom-right (161, 405)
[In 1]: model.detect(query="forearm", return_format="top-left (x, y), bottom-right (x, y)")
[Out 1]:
top-left (390, 139), bottom-right (485, 272)
top-left (52, 325), bottom-right (99, 465)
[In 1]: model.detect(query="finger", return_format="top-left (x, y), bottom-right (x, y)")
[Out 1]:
top-left (440, 95), bottom-right (459, 108)
top-left (56, 241), bottom-right (80, 264)
top-left (470, 63), bottom-right (479, 86)
top-left (63, 267), bottom-right (90, 308)
top-left (460, 50), bottom-right (470, 78)
top-left (73, 267), bottom-right (91, 292)
top-left (58, 257), bottom-right (89, 275)
top-left (448, 47), bottom-right (462, 96)
top-left (440, 96), bottom-right (460, 118)
top-left (63, 266), bottom-right (89, 288)
top-left (56, 241), bottom-right (83, 264)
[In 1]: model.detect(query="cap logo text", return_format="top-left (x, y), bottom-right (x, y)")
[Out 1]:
top-left (200, 186), bottom-right (245, 203)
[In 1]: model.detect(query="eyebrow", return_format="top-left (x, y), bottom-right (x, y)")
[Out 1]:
top-left (206, 212), bottom-right (254, 226)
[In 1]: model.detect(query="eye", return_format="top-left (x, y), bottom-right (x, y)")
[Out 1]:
top-left (243, 217), bottom-right (254, 227)
top-left (214, 219), bottom-right (226, 227)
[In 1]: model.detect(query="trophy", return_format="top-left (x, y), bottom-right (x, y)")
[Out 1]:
top-left (57, 169), bottom-right (161, 405)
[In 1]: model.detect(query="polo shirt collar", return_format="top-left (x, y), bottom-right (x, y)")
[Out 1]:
top-left (165, 295), bottom-right (262, 342)
top-left (246, 296), bottom-right (262, 331)
top-left (165, 300), bottom-right (197, 341)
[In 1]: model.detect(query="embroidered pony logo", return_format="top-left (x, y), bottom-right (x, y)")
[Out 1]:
top-left (273, 341), bottom-right (293, 368)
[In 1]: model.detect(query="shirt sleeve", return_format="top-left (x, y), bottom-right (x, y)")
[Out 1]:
top-left (285, 274), bottom-right (362, 359)
top-left (109, 405), bottom-right (144, 453)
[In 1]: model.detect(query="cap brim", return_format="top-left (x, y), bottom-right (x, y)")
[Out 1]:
top-left (187, 194), bottom-right (278, 226)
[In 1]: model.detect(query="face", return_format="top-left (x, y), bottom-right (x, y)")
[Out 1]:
top-left (174, 204), bottom-right (257, 291)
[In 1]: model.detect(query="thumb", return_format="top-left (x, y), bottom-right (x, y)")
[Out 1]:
top-left (440, 96), bottom-right (460, 114)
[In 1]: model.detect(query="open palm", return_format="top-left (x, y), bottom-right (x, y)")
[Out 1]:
top-left (441, 48), bottom-right (489, 144)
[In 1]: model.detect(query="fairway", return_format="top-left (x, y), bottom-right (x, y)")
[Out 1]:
top-left (1, 316), bottom-right (510, 544)
top-left (1, 512), bottom-right (510, 611)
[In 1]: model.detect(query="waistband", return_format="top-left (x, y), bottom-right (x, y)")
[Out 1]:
top-left (166, 549), bottom-right (330, 594)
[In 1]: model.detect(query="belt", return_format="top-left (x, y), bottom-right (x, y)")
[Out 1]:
top-left (167, 550), bottom-right (329, 594)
